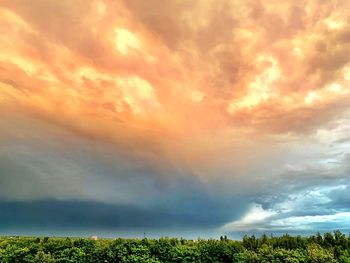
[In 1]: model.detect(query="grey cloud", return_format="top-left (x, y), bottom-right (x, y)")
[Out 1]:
top-left (0, 199), bottom-right (233, 229)
top-left (0, 114), bottom-right (251, 231)
top-left (334, 136), bottom-right (350, 144)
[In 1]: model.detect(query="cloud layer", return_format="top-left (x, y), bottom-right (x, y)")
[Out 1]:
top-left (0, 0), bottom-right (350, 237)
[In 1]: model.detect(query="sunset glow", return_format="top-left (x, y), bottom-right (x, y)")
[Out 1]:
top-left (1, 0), bottom-right (350, 237)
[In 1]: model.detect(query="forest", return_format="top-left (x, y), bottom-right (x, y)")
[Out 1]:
top-left (0, 231), bottom-right (350, 262)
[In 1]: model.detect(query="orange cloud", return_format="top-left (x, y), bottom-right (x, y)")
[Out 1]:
top-left (1, 0), bottom-right (350, 172)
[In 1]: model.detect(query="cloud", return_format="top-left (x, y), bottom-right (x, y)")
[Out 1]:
top-left (1, 0), bottom-right (350, 143)
top-left (222, 143), bottom-right (350, 235)
top-left (0, 199), bottom-right (234, 229)
top-left (1, 0), bottom-right (350, 236)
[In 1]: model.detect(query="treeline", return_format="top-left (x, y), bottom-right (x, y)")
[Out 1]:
top-left (0, 231), bottom-right (350, 262)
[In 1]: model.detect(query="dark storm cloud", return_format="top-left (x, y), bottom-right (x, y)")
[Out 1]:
top-left (0, 113), bottom-right (249, 231)
top-left (0, 199), bottom-right (235, 229)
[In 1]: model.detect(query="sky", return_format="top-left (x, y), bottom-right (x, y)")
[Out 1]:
top-left (0, 0), bottom-right (350, 239)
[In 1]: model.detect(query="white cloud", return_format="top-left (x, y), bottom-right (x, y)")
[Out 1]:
top-left (222, 204), bottom-right (276, 231)
top-left (222, 184), bottom-right (350, 233)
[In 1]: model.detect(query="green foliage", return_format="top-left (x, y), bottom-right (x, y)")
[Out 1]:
top-left (307, 243), bottom-right (335, 263)
top-left (0, 231), bottom-right (350, 262)
top-left (33, 250), bottom-right (54, 263)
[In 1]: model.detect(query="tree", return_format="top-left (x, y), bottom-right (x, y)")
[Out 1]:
top-left (307, 243), bottom-right (335, 263)
top-left (33, 251), bottom-right (54, 263)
